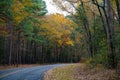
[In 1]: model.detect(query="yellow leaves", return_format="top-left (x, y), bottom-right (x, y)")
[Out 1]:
top-left (14, 17), bottom-right (22, 24)
top-left (40, 13), bottom-right (77, 46)
top-left (57, 35), bottom-right (74, 46)
top-left (22, 0), bottom-right (33, 7)
top-left (57, 40), bottom-right (62, 45)
top-left (11, 0), bottom-right (31, 25)
top-left (11, 0), bottom-right (24, 25)
top-left (66, 40), bottom-right (74, 46)
top-left (0, 19), bottom-right (7, 35)
top-left (62, 36), bottom-right (74, 46)
top-left (12, 0), bottom-right (24, 11)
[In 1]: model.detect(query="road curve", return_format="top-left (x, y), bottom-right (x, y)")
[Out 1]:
top-left (0, 64), bottom-right (66, 80)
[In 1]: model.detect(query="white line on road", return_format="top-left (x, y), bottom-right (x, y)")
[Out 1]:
top-left (0, 69), bottom-right (26, 78)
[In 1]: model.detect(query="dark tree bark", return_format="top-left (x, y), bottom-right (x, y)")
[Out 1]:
top-left (6, 20), bottom-right (13, 65)
top-left (92, 0), bottom-right (117, 69)
top-left (80, 1), bottom-right (93, 57)
top-left (115, 0), bottom-right (120, 24)
top-left (104, 0), bottom-right (116, 68)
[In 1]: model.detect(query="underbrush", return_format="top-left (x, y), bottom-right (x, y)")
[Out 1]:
top-left (84, 58), bottom-right (120, 80)
top-left (44, 63), bottom-right (119, 80)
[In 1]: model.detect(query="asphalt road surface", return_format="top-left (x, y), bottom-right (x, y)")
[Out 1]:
top-left (0, 64), bottom-right (66, 80)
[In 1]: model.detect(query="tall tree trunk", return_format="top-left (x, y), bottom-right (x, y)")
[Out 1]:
top-left (92, 0), bottom-right (117, 68)
top-left (81, 1), bottom-right (93, 57)
top-left (6, 20), bottom-right (13, 65)
top-left (104, 0), bottom-right (116, 68)
top-left (33, 42), bottom-right (37, 63)
top-left (115, 0), bottom-right (120, 24)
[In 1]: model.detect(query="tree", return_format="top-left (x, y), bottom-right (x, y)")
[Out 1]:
top-left (53, 0), bottom-right (120, 68)
top-left (0, 0), bottom-right (48, 65)
top-left (41, 13), bottom-right (77, 46)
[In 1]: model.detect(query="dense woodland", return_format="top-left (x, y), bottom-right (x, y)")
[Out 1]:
top-left (0, 0), bottom-right (120, 69)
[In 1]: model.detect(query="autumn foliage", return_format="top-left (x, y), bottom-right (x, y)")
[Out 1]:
top-left (41, 14), bottom-right (77, 46)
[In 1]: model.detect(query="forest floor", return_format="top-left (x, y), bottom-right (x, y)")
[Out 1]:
top-left (0, 64), bottom-right (40, 70)
top-left (44, 63), bottom-right (120, 80)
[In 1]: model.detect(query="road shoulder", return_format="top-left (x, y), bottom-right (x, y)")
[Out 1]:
top-left (44, 63), bottom-right (119, 80)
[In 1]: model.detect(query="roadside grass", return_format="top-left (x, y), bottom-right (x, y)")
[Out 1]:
top-left (44, 63), bottom-right (119, 80)
top-left (44, 64), bottom-right (80, 80)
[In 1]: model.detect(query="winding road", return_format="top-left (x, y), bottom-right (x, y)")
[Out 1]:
top-left (0, 64), bottom-right (66, 80)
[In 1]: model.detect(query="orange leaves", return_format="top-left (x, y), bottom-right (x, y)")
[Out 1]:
top-left (11, 0), bottom-right (31, 25)
top-left (11, 0), bottom-right (24, 24)
top-left (0, 18), bottom-right (7, 35)
top-left (65, 39), bottom-right (74, 46)
top-left (41, 13), bottom-right (77, 46)
top-left (22, 0), bottom-right (33, 7)
top-left (0, 26), bottom-right (8, 35)
top-left (61, 33), bottom-right (74, 46)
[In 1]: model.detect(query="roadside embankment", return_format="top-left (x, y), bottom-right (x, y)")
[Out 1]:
top-left (44, 63), bottom-right (119, 80)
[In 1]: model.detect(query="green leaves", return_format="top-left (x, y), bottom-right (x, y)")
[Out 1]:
top-left (31, 0), bottom-right (47, 16)
top-left (0, 0), bottom-right (13, 20)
